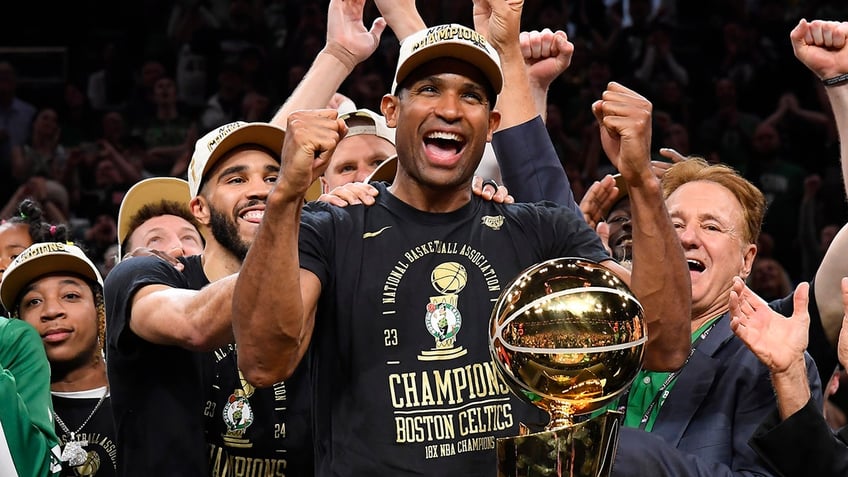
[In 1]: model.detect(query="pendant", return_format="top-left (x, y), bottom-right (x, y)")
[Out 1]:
top-left (60, 435), bottom-right (89, 466)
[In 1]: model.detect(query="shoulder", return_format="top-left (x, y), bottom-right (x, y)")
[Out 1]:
top-left (105, 255), bottom-right (187, 296)
top-left (0, 317), bottom-right (39, 346)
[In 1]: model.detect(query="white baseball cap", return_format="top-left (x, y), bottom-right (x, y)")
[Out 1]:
top-left (392, 24), bottom-right (503, 96)
top-left (304, 110), bottom-right (397, 201)
top-left (1, 242), bottom-right (103, 310)
top-left (188, 121), bottom-right (286, 198)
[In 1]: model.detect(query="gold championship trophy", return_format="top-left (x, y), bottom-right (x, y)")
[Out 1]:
top-left (489, 258), bottom-right (646, 477)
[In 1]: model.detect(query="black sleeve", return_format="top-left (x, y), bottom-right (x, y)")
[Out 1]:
top-left (104, 255), bottom-right (188, 352)
top-left (491, 116), bottom-right (580, 213)
top-left (750, 398), bottom-right (848, 477)
top-left (298, 201), bottom-right (337, 289)
top-left (541, 201), bottom-right (610, 263)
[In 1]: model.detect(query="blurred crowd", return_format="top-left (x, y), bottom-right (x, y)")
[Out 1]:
top-left (2, 0), bottom-right (847, 289)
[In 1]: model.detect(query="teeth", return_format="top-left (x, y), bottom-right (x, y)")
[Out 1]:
top-left (242, 210), bottom-right (264, 220)
top-left (687, 259), bottom-right (705, 271)
top-left (426, 131), bottom-right (462, 142)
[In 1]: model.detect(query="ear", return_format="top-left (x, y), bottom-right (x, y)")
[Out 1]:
top-left (190, 196), bottom-right (211, 227)
top-left (486, 109), bottom-right (501, 142)
top-left (320, 176), bottom-right (329, 195)
top-left (738, 243), bottom-right (758, 279)
top-left (381, 94), bottom-right (399, 128)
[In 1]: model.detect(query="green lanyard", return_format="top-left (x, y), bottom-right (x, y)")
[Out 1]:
top-left (638, 319), bottom-right (719, 430)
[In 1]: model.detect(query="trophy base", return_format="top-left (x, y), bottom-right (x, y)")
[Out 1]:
top-left (496, 410), bottom-right (622, 477)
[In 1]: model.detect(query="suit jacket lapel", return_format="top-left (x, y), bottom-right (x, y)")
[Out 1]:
top-left (650, 313), bottom-right (732, 446)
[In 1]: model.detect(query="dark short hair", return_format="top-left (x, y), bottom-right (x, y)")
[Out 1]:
top-left (121, 200), bottom-right (201, 252)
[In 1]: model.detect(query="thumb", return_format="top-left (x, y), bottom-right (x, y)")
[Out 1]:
top-left (792, 281), bottom-right (810, 324)
top-left (595, 221), bottom-right (611, 255)
top-left (370, 17), bottom-right (387, 43)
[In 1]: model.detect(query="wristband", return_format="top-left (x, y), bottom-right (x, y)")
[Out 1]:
top-left (321, 42), bottom-right (358, 73)
top-left (822, 73), bottom-right (848, 87)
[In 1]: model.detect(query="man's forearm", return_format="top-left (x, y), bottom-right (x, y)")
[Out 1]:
top-left (629, 177), bottom-right (691, 371)
top-left (772, 358), bottom-right (813, 420)
top-left (233, 194), bottom-right (308, 387)
top-left (271, 49), bottom-right (356, 130)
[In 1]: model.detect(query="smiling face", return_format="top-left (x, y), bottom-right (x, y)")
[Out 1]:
top-left (18, 275), bottom-right (100, 367)
top-left (191, 146), bottom-right (279, 259)
top-left (666, 181), bottom-right (757, 324)
top-left (382, 58), bottom-right (500, 201)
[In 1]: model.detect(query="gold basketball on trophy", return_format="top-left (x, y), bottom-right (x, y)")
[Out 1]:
top-left (489, 257), bottom-right (646, 477)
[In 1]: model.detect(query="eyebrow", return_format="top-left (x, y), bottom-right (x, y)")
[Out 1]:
top-left (216, 163), bottom-right (280, 180)
top-left (21, 277), bottom-right (86, 296)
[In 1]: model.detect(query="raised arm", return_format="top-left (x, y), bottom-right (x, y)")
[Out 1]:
top-left (373, 0), bottom-right (425, 42)
top-left (475, 1), bottom-right (578, 209)
top-left (792, 20), bottom-right (848, 345)
top-left (233, 110), bottom-right (344, 387)
top-left (790, 19), bottom-right (848, 192)
top-left (592, 83), bottom-right (691, 370)
top-left (270, 0), bottom-right (386, 129)
top-left (729, 277), bottom-right (812, 419)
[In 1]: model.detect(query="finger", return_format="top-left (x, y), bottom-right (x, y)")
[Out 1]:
top-left (658, 148), bottom-right (687, 163)
top-left (481, 179), bottom-right (499, 197)
top-left (789, 282), bottom-right (811, 328)
top-left (316, 193), bottom-right (350, 207)
top-left (504, 194), bottom-right (515, 204)
top-left (326, 186), bottom-right (363, 205)
top-left (530, 31), bottom-right (542, 58)
top-left (471, 175), bottom-right (484, 195)
top-left (493, 185), bottom-right (510, 203)
top-left (595, 221), bottom-right (612, 256)
top-left (519, 31), bottom-right (532, 59)
top-left (370, 17), bottom-right (387, 41)
top-left (728, 289), bottom-right (742, 322)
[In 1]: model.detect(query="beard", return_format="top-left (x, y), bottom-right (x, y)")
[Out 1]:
top-left (209, 204), bottom-right (251, 261)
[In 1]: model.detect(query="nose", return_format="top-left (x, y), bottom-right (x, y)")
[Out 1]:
top-left (354, 168), bottom-right (370, 184)
top-left (246, 177), bottom-right (271, 200)
top-left (167, 245), bottom-right (186, 259)
top-left (435, 92), bottom-right (462, 122)
top-left (41, 298), bottom-right (65, 322)
top-left (677, 222), bottom-right (701, 249)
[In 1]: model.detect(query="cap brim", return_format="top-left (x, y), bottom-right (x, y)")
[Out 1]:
top-left (366, 155), bottom-right (398, 184)
top-left (0, 253), bottom-right (101, 310)
top-left (304, 180), bottom-right (324, 202)
top-left (118, 178), bottom-right (191, 248)
top-left (196, 123), bottom-right (286, 194)
top-left (394, 42), bottom-right (503, 95)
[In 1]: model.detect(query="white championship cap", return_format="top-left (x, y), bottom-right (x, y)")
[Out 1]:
top-left (392, 24), bottom-right (503, 95)
top-left (188, 121), bottom-right (286, 198)
top-left (1, 242), bottom-right (103, 310)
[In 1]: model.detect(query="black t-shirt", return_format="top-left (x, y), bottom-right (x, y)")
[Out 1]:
top-left (106, 254), bottom-right (314, 476)
top-left (206, 339), bottom-right (314, 477)
top-left (104, 255), bottom-right (210, 476)
top-left (52, 389), bottom-right (117, 477)
top-left (299, 184), bottom-right (610, 476)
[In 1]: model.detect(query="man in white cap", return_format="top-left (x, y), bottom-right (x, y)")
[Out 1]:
top-left (116, 177), bottom-right (203, 261)
top-left (231, 1), bottom-right (689, 474)
top-left (302, 107), bottom-right (397, 202)
top-left (104, 120), bottom-right (313, 476)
